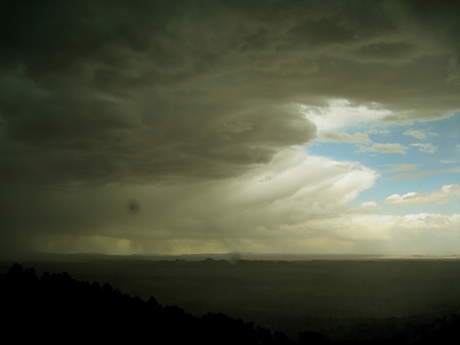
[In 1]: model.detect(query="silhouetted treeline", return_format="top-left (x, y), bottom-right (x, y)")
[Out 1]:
top-left (0, 263), bottom-right (292, 344)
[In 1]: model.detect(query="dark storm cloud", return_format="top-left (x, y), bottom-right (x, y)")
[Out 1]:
top-left (0, 0), bottom-right (322, 184)
top-left (1, 0), bottom-right (460, 254)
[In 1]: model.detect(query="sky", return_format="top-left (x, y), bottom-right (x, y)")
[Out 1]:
top-left (1, 0), bottom-right (460, 256)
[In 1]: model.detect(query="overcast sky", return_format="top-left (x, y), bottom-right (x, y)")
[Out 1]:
top-left (1, 0), bottom-right (460, 256)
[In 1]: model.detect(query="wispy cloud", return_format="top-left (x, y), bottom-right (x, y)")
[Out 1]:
top-left (411, 143), bottom-right (437, 153)
top-left (443, 167), bottom-right (460, 173)
top-left (388, 166), bottom-right (460, 180)
top-left (381, 164), bottom-right (418, 174)
top-left (317, 131), bottom-right (371, 143)
top-left (387, 171), bottom-right (434, 180)
top-left (358, 143), bottom-right (407, 154)
top-left (365, 129), bottom-right (391, 135)
top-left (403, 129), bottom-right (437, 140)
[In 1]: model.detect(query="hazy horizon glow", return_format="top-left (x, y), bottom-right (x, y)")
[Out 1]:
top-left (1, 0), bottom-right (459, 256)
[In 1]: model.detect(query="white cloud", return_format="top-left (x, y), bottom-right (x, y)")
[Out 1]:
top-left (385, 184), bottom-right (460, 207)
top-left (290, 212), bottom-right (460, 253)
top-left (411, 143), bottom-right (437, 153)
top-left (358, 143), bottom-right (407, 154)
top-left (440, 160), bottom-right (455, 164)
top-left (301, 99), bottom-right (392, 131)
top-left (347, 201), bottom-right (382, 213)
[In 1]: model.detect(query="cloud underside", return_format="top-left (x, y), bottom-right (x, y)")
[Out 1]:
top-left (1, 0), bottom-right (460, 254)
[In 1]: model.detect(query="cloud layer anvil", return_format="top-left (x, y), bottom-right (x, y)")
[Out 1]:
top-left (0, 0), bottom-right (459, 255)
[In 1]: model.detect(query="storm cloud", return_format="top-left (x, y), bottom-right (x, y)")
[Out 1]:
top-left (1, 0), bottom-right (459, 255)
